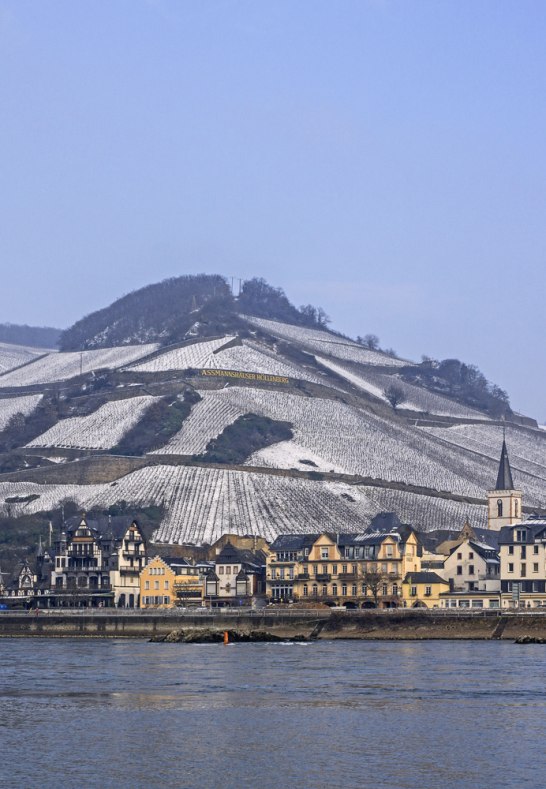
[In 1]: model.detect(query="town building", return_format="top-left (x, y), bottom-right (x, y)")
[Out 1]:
top-left (487, 437), bottom-right (523, 529)
top-left (204, 541), bottom-right (266, 607)
top-left (50, 514), bottom-right (147, 607)
top-left (267, 513), bottom-right (425, 608)
top-left (140, 555), bottom-right (208, 608)
top-left (498, 516), bottom-right (546, 608)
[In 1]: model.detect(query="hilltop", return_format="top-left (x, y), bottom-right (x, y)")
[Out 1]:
top-left (0, 273), bottom-right (544, 570)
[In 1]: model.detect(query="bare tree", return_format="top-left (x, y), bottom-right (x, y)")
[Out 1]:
top-left (383, 384), bottom-right (407, 411)
top-left (362, 567), bottom-right (385, 608)
top-left (362, 334), bottom-right (379, 350)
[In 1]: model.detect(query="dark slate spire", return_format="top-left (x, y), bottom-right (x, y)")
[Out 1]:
top-left (495, 439), bottom-right (514, 490)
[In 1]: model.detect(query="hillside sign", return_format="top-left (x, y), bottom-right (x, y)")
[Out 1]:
top-left (200, 369), bottom-right (290, 385)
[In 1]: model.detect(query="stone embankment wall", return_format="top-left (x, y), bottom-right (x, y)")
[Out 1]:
top-left (4, 610), bottom-right (546, 641)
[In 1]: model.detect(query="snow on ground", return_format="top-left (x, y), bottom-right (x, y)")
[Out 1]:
top-left (0, 344), bottom-right (159, 388)
top-left (0, 342), bottom-right (51, 374)
top-left (419, 423), bottom-right (546, 481)
top-left (249, 440), bottom-right (347, 474)
top-left (152, 386), bottom-right (545, 506)
top-left (26, 396), bottom-right (156, 450)
top-left (242, 315), bottom-right (409, 367)
top-left (316, 356), bottom-right (487, 418)
top-left (0, 394), bottom-right (43, 430)
top-left (130, 335), bottom-right (324, 384)
top-left (0, 463), bottom-right (485, 543)
top-left (127, 337), bottom-right (236, 373)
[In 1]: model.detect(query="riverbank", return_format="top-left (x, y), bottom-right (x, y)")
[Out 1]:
top-left (3, 609), bottom-right (546, 640)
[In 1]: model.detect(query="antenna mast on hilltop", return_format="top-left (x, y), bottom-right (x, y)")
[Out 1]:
top-left (227, 276), bottom-right (243, 297)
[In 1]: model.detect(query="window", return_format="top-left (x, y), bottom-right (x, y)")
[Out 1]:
top-left (332, 564), bottom-right (338, 575)
top-left (521, 546), bottom-right (526, 559)
top-left (508, 563), bottom-right (514, 573)
top-left (321, 548), bottom-right (329, 560)
top-left (322, 565), bottom-right (328, 575)
top-left (508, 546), bottom-right (514, 555)
top-left (352, 564), bottom-right (357, 575)
top-left (381, 563), bottom-right (388, 574)
top-left (521, 564), bottom-right (526, 577)
top-left (468, 552), bottom-right (474, 560)
top-left (516, 530), bottom-right (527, 543)
top-left (386, 545), bottom-right (393, 558)
top-left (163, 596), bottom-right (169, 604)
top-left (303, 585), bottom-right (308, 596)
top-left (219, 567), bottom-right (224, 575)
top-left (352, 585), bottom-right (357, 596)
top-left (342, 584), bottom-right (347, 596)
top-left (534, 564), bottom-right (539, 574)
top-left (226, 567), bottom-right (231, 575)
top-left (515, 501), bottom-right (519, 516)
top-left (410, 586), bottom-right (417, 597)
top-left (425, 586), bottom-right (432, 596)
top-left (392, 584), bottom-right (398, 596)
top-left (468, 565), bottom-right (474, 575)
top-left (164, 581), bottom-right (169, 590)
top-left (312, 585), bottom-right (318, 596)
top-left (534, 545), bottom-right (539, 555)
top-left (154, 581), bottom-right (159, 590)
top-left (332, 584), bottom-right (338, 596)
top-left (145, 581), bottom-right (149, 590)
top-left (497, 499), bottom-right (503, 517)
top-left (382, 584), bottom-right (388, 596)
top-left (457, 566), bottom-right (462, 575)
top-left (322, 585), bottom-right (328, 596)
top-left (362, 584), bottom-right (367, 595)
top-left (457, 553), bottom-right (462, 560)
top-left (342, 564), bottom-right (348, 574)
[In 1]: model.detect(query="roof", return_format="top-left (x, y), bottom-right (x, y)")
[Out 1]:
top-left (64, 514), bottom-right (144, 542)
top-left (498, 519), bottom-right (546, 545)
top-left (215, 542), bottom-right (266, 569)
top-left (495, 439), bottom-right (515, 490)
top-left (403, 571), bottom-right (449, 585)
top-left (269, 534), bottom-right (318, 552)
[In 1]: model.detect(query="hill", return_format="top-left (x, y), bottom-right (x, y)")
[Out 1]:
top-left (0, 324), bottom-right (61, 349)
top-left (0, 274), bottom-right (543, 564)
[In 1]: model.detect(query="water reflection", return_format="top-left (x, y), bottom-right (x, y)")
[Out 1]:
top-left (1, 640), bottom-right (546, 788)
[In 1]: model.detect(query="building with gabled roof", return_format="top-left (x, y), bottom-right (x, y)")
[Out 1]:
top-left (487, 438), bottom-right (523, 529)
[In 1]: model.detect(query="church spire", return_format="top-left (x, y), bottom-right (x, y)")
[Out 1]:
top-left (495, 438), bottom-right (514, 491)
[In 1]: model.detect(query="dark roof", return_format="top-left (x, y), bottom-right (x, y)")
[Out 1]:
top-left (498, 519), bottom-right (546, 545)
top-left (215, 542), bottom-right (266, 569)
top-left (495, 439), bottom-right (515, 490)
top-left (269, 534), bottom-right (319, 552)
top-left (403, 571), bottom-right (449, 585)
top-left (369, 512), bottom-right (403, 531)
top-left (65, 514), bottom-right (143, 541)
top-left (420, 527), bottom-right (501, 552)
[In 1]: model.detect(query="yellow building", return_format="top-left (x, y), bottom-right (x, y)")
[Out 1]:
top-left (402, 571), bottom-right (449, 608)
top-left (140, 556), bottom-right (204, 609)
top-left (267, 515), bottom-right (423, 608)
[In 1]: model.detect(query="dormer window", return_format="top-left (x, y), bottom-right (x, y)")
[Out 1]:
top-left (516, 529), bottom-right (527, 543)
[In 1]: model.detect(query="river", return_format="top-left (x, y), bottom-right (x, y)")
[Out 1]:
top-left (1, 639), bottom-right (545, 788)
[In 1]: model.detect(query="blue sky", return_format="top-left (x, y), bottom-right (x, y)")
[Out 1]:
top-left (1, 1), bottom-right (545, 420)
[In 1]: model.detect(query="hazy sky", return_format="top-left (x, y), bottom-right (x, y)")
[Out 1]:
top-left (1, 1), bottom-right (545, 420)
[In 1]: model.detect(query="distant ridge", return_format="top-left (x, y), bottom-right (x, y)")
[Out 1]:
top-left (0, 323), bottom-right (60, 349)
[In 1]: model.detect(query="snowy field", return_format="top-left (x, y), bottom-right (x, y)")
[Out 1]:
top-left (26, 395), bottom-right (156, 450)
top-left (0, 344), bottom-right (159, 388)
top-left (0, 394), bottom-right (43, 431)
top-left (419, 424), bottom-right (546, 481)
top-left (242, 315), bottom-right (409, 368)
top-left (129, 335), bottom-right (324, 384)
top-left (127, 337), bottom-right (236, 372)
top-left (152, 386), bottom-right (545, 506)
top-left (0, 463), bottom-right (487, 542)
top-left (317, 357), bottom-right (488, 419)
top-left (0, 342), bottom-right (51, 375)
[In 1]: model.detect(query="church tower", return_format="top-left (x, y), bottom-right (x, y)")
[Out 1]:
top-left (487, 437), bottom-right (522, 529)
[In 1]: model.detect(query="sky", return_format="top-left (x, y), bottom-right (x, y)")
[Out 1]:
top-left (1, 1), bottom-right (545, 420)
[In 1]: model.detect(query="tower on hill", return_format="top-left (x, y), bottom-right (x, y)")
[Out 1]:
top-left (487, 438), bottom-right (522, 529)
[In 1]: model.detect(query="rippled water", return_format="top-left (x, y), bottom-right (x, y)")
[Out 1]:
top-left (1, 639), bottom-right (546, 788)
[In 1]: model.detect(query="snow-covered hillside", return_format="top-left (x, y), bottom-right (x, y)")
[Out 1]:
top-left (0, 464), bottom-right (487, 542)
top-left (0, 394), bottom-right (43, 430)
top-left (129, 335), bottom-right (325, 384)
top-left (0, 344), bottom-right (159, 388)
top-left (243, 315), bottom-right (409, 368)
top-left (26, 396), bottom-right (156, 450)
top-left (0, 342), bottom-right (51, 374)
top-left (316, 357), bottom-right (488, 419)
top-left (151, 386), bottom-right (545, 507)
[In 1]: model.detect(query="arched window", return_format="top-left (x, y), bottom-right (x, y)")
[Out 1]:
top-left (332, 583), bottom-right (338, 596)
top-left (515, 500), bottom-right (519, 517)
top-left (497, 499), bottom-right (503, 517)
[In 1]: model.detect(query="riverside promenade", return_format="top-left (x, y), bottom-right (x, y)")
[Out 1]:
top-left (3, 608), bottom-right (546, 641)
